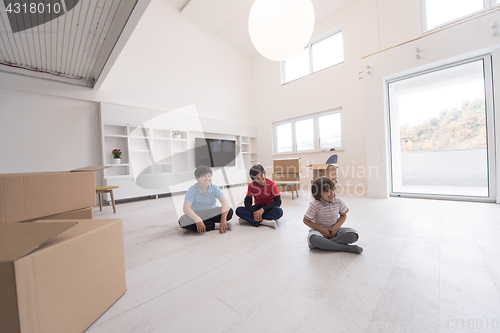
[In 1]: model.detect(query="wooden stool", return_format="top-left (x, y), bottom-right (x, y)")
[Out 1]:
top-left (96, 186), bottom-right (119, 213)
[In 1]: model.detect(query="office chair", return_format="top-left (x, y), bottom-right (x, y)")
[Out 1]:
top-left (326, 154), bottom-right (338, 164)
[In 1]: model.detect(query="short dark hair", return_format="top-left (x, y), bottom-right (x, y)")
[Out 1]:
top-left (194, 165), bottom-right (212, 178)
top-left (311, 177), bottom-right (335, 200)
top-left (249, 164), bottom-right (266, 180)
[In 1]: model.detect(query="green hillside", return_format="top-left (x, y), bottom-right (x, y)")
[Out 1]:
top-left (400, 99), bottom-right (486, 152)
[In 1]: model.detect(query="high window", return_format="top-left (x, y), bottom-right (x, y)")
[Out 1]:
top-left (282, 31), bottom-right (344, 84)
top-left (274, 110), bottom-right (342, 155)
top-left (421, 0), bottom-right (498, 31)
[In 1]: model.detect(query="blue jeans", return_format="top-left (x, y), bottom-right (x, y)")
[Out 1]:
top-left (236, 205), bottom-right (283, 227)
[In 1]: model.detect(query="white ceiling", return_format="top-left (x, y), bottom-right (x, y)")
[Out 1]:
top-left (0, 0), bottom-right (358, 88)
top-left (170, 0), bottom-right (360, 59)
top-left (0, 0), bottom-right (150, 88)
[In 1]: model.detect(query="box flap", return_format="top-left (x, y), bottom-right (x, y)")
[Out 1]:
top-left (0, 221), bottom-right (77, 262)
top-left (71, 166), bottom-right (110, 172)
top-left (310, 164), bottom-right (329, 170)
top-left (307, 164), bottom-right (338, 169)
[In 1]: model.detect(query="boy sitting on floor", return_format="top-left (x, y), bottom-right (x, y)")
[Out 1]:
top-left (236, 164), bottom-right (283, 228)
top-left (303, 177), bottom-right (362, 253)
top-left (178, 165), bottom-right (233, 234)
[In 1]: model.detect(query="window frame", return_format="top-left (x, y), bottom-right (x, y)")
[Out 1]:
top-left (420, 0), bottom-right (499, 32)
top-left (273, 109), bottom-right (343, 156)
top-left (281, 29), bottom-right (344, 84)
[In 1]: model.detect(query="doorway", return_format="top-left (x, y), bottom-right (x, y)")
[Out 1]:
top-left (388, 56), bottom-right (496, 201)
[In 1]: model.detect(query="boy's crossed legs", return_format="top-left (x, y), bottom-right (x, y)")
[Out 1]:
top-left (235, 205), bottom-right (283, 227)
top-left (308, 227), bottom-right (363, 253)
top-left (179, 207), bottom-right (234, 231)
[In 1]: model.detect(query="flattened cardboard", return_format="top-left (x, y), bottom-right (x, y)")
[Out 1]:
top-left (0, 172), bottom-right (95, 224)
top-left (0, 222), bottom-right (78, 333)
top-left (0, 219), bottom-right (126, 333)
top-left (273, 158), bottom-right (300, 174)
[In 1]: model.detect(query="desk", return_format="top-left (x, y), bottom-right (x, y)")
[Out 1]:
top-left (274, 181), bottom-right (302, 199)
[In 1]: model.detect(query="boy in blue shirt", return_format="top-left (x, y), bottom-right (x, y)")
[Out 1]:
top-left (178, 165), bottom-right (233, 233)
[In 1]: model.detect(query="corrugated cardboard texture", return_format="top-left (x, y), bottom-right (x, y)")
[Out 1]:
top-left (273, 158), bottom-right (300, 174)
top-left (0, 172), bottom-right (96, 224)
top-left (0, 261), bottom-right (18, 333)
top-left (22, 207), bottom-right (93, 223)
top-left (14, 219), bottom-right (126, 333)
top-left (272, 173), bottom-right (300, 182)
top-left (0, 222), bottom-right (77, 333)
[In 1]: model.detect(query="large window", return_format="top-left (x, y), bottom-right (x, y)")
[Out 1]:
top-left (319, 113), bottom-right (341, 149)
top-left (282, 31), bottom-right (344, 84)
top-left (295, 118), bottom-right (314, 151)
top-left (276, 123), bottom-right (292, 153)
top-left (274, 110), bottom-right (342, 155)
top-left (388, 56), bottom-right (496, 201)
top-left (421, 0), bottom-right (498, 31)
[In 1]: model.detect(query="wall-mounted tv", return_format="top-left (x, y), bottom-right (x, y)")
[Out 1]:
top-left (195, 138), bottom-right (236, 167)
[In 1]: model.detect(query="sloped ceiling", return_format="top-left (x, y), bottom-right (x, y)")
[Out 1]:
top-left (0, 0), bottom-right (359, 88)
top-left (0, 0), bottom-right (150, 88)
top-left (174, 0), bottom-right (361, 59)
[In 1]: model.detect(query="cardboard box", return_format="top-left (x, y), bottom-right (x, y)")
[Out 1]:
top-left (273, 158), bottom-right (300, 174)
top-left (308, 164), bottom-right (338, 182)
top-left (272, 173), bottom-right (300, 182)
top-left (0, 167), bottom-right (107, 224)
top-left (0, 218), bottom-right (126, 333)
top-left (22, 207), bottom-right (93, 223)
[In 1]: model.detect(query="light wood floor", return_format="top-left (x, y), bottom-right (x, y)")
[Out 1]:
top-left (86, 185), bottom-right (500, 333)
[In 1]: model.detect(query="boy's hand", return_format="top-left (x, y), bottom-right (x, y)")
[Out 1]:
top-left (219, 220), bottom-right (227, 234)
top-left (196, 221), bottom-right (206, 233)
top-left (253, 208), bottom-right (264, 222)
top-left (320, 228), bottom-right (332, 239)
top-left (329, 227), bottom-right (339, 238)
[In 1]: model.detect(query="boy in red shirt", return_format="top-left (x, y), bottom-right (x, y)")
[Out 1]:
top-left (236, 164), bottom-right (283, 228)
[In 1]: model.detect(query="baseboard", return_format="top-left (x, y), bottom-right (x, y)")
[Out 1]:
top-left (366, 190), bottom-right (389, 198)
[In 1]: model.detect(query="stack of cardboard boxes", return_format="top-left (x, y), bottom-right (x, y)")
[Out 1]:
top-left (0, 167), bottom-right (126, 333)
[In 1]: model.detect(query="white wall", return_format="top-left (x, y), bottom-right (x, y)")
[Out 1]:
top-left (252, 0), bottom-right (380, 189)
top-left (363, 3), bottom-right (500, 198)
top-left (0, 0), bottom-right (255, 175)
top-left (0, 89), bottom-right (100, 173)
top-left (252, 0), bottom-right (500, 199)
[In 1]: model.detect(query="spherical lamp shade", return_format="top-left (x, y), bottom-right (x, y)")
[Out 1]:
top-left (249, 0), bottom-right (315, 61)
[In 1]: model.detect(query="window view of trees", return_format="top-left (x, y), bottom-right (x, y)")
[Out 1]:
top-left (400, 98), bottom-right (486, 152)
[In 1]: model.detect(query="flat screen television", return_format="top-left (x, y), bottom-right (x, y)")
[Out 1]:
top-left (195, 138), bottom-right (236, 167)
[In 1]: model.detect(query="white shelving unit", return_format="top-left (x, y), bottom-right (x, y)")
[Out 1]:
top-left (99, 102), bottom-right (257, 201)
top-left (101, 124), bottom-right (189, 181)
top-left (238, 135), bottom-right (258, 169)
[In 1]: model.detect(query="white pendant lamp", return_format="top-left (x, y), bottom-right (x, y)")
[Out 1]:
top-left (249, 0), bottom-right (315, 61)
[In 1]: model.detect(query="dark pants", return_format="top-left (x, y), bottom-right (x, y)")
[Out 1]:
top-left (235, 205), bottom-right (283, 227)
top-left (178, 207), bottom-right (234, 231)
